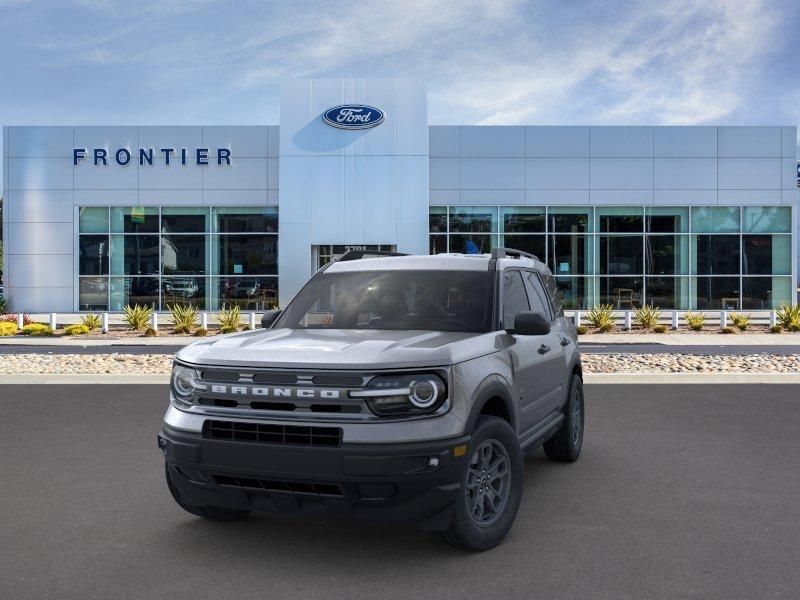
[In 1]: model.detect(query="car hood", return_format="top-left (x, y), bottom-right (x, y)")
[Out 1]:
top-left (176, 328), bottom-right (501, 370)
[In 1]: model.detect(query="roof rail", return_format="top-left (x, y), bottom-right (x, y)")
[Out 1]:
top-left (337, 249), bottom-right (409, 262)
top-left (491, 247), bottom-right (540, 262)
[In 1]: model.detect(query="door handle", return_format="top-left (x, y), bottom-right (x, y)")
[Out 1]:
top-left (560, 337), bottom-right (570, 347)
top-left (538, 344), bottom-right (551, 355)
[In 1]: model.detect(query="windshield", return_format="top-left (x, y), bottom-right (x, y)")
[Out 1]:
top-left (275, 270), bottom-right (495, 333)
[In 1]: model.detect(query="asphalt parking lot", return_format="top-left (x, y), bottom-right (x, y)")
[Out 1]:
top-left (1, 384), bottom-right (798, 600)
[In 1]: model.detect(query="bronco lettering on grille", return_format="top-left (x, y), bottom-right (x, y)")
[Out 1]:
top-left (208, 384), bottom-right (341, 400)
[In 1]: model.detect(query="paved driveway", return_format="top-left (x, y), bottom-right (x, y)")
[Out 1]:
top-left (1, 384), bottom-right (798, 599)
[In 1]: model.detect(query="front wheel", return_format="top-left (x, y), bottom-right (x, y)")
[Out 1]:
top-left (543, 374), bottom-right (584, 462)
top-left (165, 464), bottom-right (251, 521)
top-left (436, 416), bottom-right (523, 551)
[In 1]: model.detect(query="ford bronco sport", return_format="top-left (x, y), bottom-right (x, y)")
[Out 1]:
top-left (159, 248), bottom-right (584, 550)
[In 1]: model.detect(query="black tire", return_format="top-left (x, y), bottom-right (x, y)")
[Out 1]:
top-left (543, 374), bottom-right (584, 462)
top-left (436, 416), bottom-right (523, 551)
top-left (165, 464), bottom-right (251, 521)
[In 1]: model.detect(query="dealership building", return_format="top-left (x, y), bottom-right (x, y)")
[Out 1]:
top-left (2, 78), bottom-right (797, 312)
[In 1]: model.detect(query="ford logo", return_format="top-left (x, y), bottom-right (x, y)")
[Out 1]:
top-left (322, 104), bottom-right (385, 130)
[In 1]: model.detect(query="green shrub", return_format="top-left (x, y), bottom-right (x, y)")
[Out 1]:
top-left (143, 327), bottom-right (158, 337)
top-left (720, 326), bottom-right (735, 334)
top-left (80, 313), bottom-right (102, 331)
top-left (575, 324), bottom-right (588, 335)
top-left (22, 323), bottom-right (54, 336)
top-left (789, 323), bottom-right (800, 333)
top-left (168, 304), bottom-right (198, 334)
top-left (216, 306), bottom-right (242, 331)
top-left (653, 324), bottom-right (668, 333)
top-left (0, 322), bottom-right (18, 336)
top-left (776, 303), bottom-right (800, 330)
top-left (193, 327), bottom-right (208, 337)
top-left (586, 304), bottom-right (615, 331)
top-left (729, 313), bottom-right (750, 331)
top-left (0, 298), bottom-right (5, 313)
top-left (64, 324), bottom-right (90, 336)
top-left (684, 311), bottom-right (706, 331)
top-left (634, 305), bottom-right (661, 330)
top-left (769, 324), bottom-right (783, 334)
top-left (123, 304), bottom-right (153, 331)
top-left (242, 325), bottom-right (252, 331)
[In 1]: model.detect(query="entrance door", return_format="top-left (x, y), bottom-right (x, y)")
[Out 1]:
top-left (314, 245), bottom-right (396, 270)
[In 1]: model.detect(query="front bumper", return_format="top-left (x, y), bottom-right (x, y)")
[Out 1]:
top-left (159, 423), bottom-right (470, 530)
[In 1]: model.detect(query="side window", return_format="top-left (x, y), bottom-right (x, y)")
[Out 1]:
top-left (522, 271), bottom-right (552, 320)
top-left (540, 273), bottom-right (564, 316)
top-left (502, 271), bottom-right (530, 328)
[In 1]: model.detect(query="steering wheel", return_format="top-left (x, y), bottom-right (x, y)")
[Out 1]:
top-left (432, 317), bottom-right (472, 330)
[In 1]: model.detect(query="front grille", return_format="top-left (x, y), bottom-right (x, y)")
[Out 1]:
top-left (212, 474), bottom-right (344, 497)
top-left (203, 420), bottom-right (342, 447)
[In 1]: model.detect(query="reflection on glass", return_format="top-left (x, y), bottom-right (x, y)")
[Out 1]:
top-left (599, 277), bottom-right (643, 309)
top-left (110, 235), bottom-right (160, 275)
top-left (549, 235), bottom-right (591, 275)
top-left (111, 206), bottom-right (158, 233)
top-left (110, 277), bottom-right (160, 310)
top-left (693, 277), bottom-right (740, 310)
top-left (547, 207), bottom-right (592, 233)
top-left (742, 277), bottom-right (791, 309)
top-left (161, 207), bottom-right (208, 233)
top-left (79, 277), bottom-right (108, 310)
top-left (501, 207), bottom-right (545, 233)
top-left (429, 207), bottom-right (447, 233)
top-left (213, 207), bottom-right (278, 233)
top-left (597, 207), bottom-right (643, 233)
top-left (449, 234), bottom-right (495, 254)
top-left (79, 207), bottom-right (109, 233)
top-left (599, 236), bottom-right (643, 275)
top-left (448, 207), bottom-right (497, 233)
top-left (645, 277), bottom-right (688, 309)
top-left (162, 277), bottom-right (206, 308)
top-left (646, 235), bottom-right (688, 275)
top-left (79, 235), bottom-right (109, 275)
top-left (554, 277), bottom-right (587, 309)
top-left (216, 235), bottom-right (277, 275)
top-left (429, 235), bottom-right (446, 254)
top-left (502, 235), bottom-right (545, 260)
top-left (161, 235), bottom-right (207, 275)
top-left (743, 235), bottom-right (791, 276)
top-left (213, 277), bottom-right (278, 310)
top-left (691, 206), bottom-right (739, 233)
top-left (646, 207), bottom-right (689, 233)
top-left (742, 206), bottom-right (791, 233)
top-left (694, 235), bottom-right (739, 275)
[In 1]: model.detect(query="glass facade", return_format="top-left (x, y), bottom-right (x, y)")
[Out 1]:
top-left (78, 206), bottom-right (278, 311)
top-left (429, 205), bottom-right (793, 310)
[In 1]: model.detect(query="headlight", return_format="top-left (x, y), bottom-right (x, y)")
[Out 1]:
top-left (171, 363), bottom-right (200, 407)
top-left (352, 373), bottom-right (447, 417)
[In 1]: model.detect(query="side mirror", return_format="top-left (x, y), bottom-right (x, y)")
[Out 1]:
top-left (260, 309), bottom-right (282, 329)
top-left (509, 311), bottom-right (550, 336)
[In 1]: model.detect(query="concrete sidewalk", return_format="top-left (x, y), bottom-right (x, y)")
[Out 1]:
top-left (1, 332), bottom-right (799, 347)
top-left (579, 333), bottom-right (800, 345)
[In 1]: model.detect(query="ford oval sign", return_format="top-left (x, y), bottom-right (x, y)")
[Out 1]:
top-left (322, 104), bottom-right (385, 130)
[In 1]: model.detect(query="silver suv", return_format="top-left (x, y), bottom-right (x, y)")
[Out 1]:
top-left (159, 248), bottom-right (583, 550)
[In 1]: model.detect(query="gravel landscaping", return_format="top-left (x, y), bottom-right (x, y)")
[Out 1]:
top-left (0, 352), bottom-right (799, 375)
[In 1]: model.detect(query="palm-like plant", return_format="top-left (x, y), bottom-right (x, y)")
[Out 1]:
top-left (123, 304), bottom-right (153, 331)
top-left (586, 304), bottom-right (615, 332)
top-left (634, 305), bottom-right (661, 330)
top-left (169, 304), bottom-right (198, 334)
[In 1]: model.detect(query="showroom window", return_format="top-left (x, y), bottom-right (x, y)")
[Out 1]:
top-left (429, 205), bottom-right (792, 310)
top-left (77, 206), bottom-right (278, 311)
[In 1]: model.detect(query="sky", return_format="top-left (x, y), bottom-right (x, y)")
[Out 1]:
top-left (1, 0), bottom-right (799, 186)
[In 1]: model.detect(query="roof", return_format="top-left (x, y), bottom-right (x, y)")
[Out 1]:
top-left (325, 252), bottom-right (544, 273)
